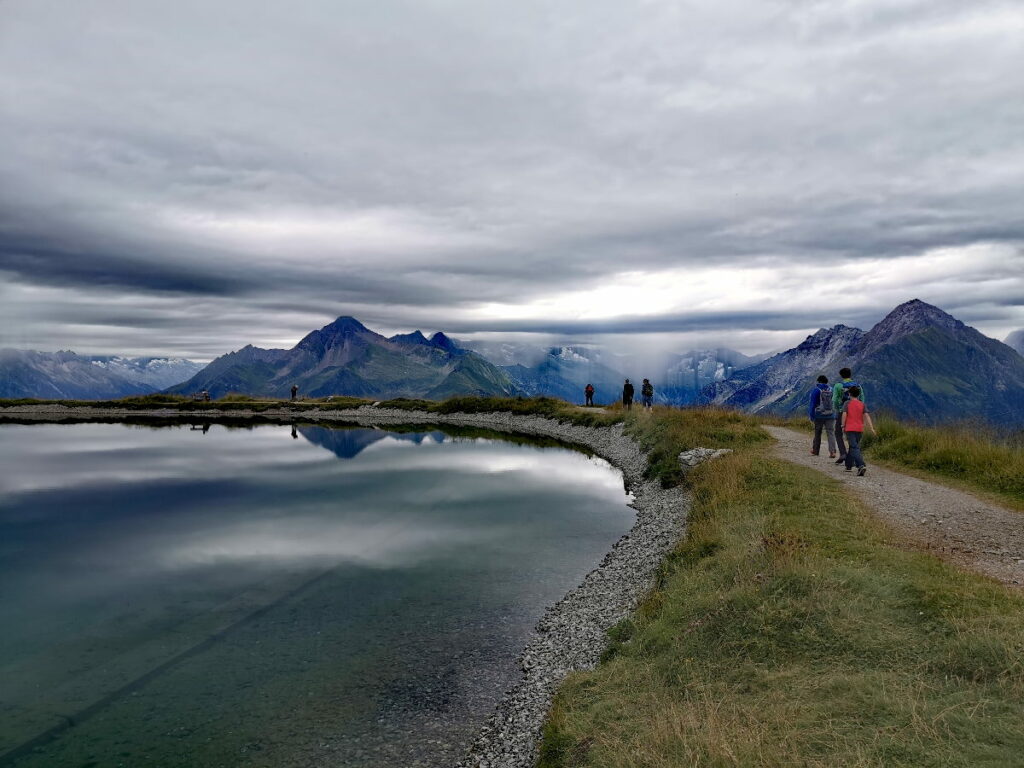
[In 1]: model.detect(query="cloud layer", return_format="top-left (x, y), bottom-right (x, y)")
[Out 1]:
top-left (2, 0), bottom-right (1023, 358)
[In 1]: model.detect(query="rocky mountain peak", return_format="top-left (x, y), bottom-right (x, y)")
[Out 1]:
top-left (390, 330), bottom-right (429, 346)
top-left (323, 316), bottom-right (370, 334)
top-left (295, 316), bottom-right (374, 354)
top-left (429, 332), bottom-right (457, 351)
top-left (870, 299), bottom-right (963, 341)
top-left (796, 324), bottom-right (863, 352)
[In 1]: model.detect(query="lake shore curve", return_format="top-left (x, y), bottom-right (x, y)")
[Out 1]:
top-left (1, 404), bottom-right (691, 767)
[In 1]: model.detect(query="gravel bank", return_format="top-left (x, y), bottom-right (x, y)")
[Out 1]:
top-left (3, 405), bottom-right (693, 767)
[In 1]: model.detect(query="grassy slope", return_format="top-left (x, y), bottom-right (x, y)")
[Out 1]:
top-left (540, 408), bottom-right (1024, 767)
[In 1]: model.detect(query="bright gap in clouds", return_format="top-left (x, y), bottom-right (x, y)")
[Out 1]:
top-left (469, 243), bottom-right (1023, 328)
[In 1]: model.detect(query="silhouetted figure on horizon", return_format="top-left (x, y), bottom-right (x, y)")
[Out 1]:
top-left (641, 378), bottom-right (654, 409)
top-left (291, 384), bottom-right (298, 401)
top-left (584, 383), bottom-right (595, 406)
top-left (622, 379), bottom-right (634, 410)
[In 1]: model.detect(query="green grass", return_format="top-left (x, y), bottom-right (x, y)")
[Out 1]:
top-left (539, 440), bottom-right (1024, 767)
top-left (622, 405), bottom-right (771, 487)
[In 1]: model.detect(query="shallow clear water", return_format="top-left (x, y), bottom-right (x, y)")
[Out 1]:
top-left (0, 422), bottom-right (632, 767)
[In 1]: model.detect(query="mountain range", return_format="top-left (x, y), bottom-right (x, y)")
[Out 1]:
top-left (705, 300), bottom-right (1024, 426)
top-left (459, 340), bottom-right (762, 405)
top-left (0, 349), bottom-right (204, 400)
top-left (168, 321), bottom-right (762, 405)
top-left (6, 301), bottom-right (1022, 427)
top-left (167, 317), bottom-right (519, 400)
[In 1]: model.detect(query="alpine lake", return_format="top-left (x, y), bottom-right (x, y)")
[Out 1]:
top-left (0, 419), bottom-right (634, 767)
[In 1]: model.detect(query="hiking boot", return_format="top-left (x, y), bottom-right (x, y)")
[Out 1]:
top-left (845, 466), bottom-right (852, 471)
top-left (857, 466), bottom-right (867, 476)
top-left (829, 452), bottom-right (836, 458)
top-left (835, 457), bottom-right (846, 464)
top-left (810, 450), bottom-right (818, 455)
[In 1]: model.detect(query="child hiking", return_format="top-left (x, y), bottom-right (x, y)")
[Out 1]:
top-left (841, 385), bottom-right (876, 476)
top-left (808, 375), bottom-right (837, 457)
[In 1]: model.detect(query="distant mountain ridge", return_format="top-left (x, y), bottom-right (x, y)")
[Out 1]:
top-left (464, 342), bottom-right (762, 405)
top-left (0, 349), bottom-right (204, 399)
top-left (168, 316), bottom-right (519, 400)
top-left (660, 348), bottom-right (767, 405)
top-left (500, 346), bottom-right (626, 404)
top-left (705, 300), bottom-right (1024, 426)
top-left (1006, 329), bottom-right (1024, 357)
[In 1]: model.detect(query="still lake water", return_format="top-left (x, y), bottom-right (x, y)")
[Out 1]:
top-left (0, 422), bottom-right (633, 767)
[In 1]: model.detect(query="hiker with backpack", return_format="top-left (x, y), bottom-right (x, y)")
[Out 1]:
top-left (808, 375), bottom-right (837, 457)
top-left (641, 378), bottom-right (654, 409)
top-left (841, 385), bottom-right (876, 476)
top-left (584, 383), bottom-right (595, 406)
top-left (832, 367), bottom-right (864, 464)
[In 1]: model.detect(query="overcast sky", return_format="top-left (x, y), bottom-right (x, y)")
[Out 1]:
top-left (2, 0), bottom-right (1023, 360)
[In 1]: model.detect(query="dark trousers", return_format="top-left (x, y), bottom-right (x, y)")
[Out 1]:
top-left (845, 430), bottom-right (865, 469)
top-left (834, 416), bottom-right (847, 458)
top-left (585, 393), bottom-right (594, 406)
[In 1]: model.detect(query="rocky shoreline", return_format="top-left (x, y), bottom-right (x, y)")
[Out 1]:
top-left (3, 404), bottom-right (693, 767)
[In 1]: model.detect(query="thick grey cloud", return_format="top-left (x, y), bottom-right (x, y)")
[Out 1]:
top-left (1, 0), bottom-right (1023, 359)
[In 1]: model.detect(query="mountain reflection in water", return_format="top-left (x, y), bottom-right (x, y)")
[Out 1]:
top-left (0, 422), bottom-right (632, 768)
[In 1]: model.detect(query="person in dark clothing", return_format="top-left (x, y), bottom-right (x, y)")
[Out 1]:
top-left (808, 374), bottom-right (837, 457)
top-left (641, 378), bottom-right (654, 409)
top-left (622, 379), bottom-right (634, 410)
top-left (291, 384), bottom-right (298, 401)
top-left (584, 383), bottom-right (595, 406)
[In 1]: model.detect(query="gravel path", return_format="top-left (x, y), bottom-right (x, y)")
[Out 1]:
top-left (764, 425), bottom-right (1024, 588)
top-left (2, 405), bottom-right (693, 767)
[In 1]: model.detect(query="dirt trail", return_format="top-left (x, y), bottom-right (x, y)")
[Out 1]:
top-left (763, 425), bottom-right (1024, 588)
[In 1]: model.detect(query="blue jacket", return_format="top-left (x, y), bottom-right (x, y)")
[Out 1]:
top-left (808, 384), bottom-right (835, 420)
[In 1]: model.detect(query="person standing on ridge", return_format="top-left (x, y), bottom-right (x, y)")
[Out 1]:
top-left (622, 379), bottom-right (634, 410)
top-left (641, 378), bottom-right (654, 409)
top-left (841, 385), bottom-right (876, 475)
top-left (832, 367), bottom-right (864, 464)
top-left (808, 374), bottom-right (837, 457)
top-left (584, 383), bottom-right (595, 407)
top-left (291, 384), bottom-right (298, 401)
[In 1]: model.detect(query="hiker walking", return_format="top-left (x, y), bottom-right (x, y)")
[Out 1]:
top-left (622, 379), bottom-right (634, 410)
top-left (841, 385), bottom-right (876, 476)
top-left (291, 384), bottom-right (298, 401)
top-left (832, 367), bottom-right (864, 464)
top-left (584, 383), bottom-right (595, 407)
top-left (641, 378), bottom-right (654, 409)
top-left (808, 375), bottom-right (837, 457)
